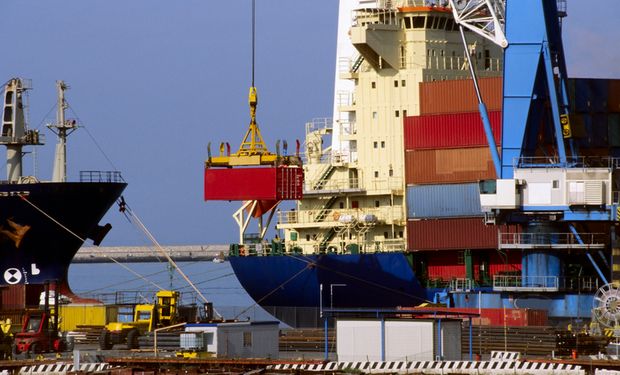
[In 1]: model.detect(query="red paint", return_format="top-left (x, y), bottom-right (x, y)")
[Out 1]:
top-left (404, 111), bottom-right (502, 150)
top-left (419, 77), bottom-right (503, 115)
top-left (204, 166), bottom-right (303, 201)
top-left (407, 218), bottom-right (520, 250)
top-left (404, 148), bottom-right (497, 185)
top-left (397, 307), bottom-right (547, 326)
top-left (426, 251), bottom-right (465, 279)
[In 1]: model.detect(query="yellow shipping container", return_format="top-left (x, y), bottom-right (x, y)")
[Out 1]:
top-left (58, 305), bottom-right (118, 331)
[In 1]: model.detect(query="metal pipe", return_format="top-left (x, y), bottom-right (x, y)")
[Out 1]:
top-left (569, 224), bottom-right (608, 284)
top-left (459, 25), bottom-right (502, 177)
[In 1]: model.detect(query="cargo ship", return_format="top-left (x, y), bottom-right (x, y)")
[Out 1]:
top-left (0, 78), bottom-right (126, 302)
top-left (223, 0), bottom-right (620, 327)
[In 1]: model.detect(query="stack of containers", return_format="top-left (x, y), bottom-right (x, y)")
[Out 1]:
top-left (567, 78), bottom-right (620, 155)
top-left (405, 77), bottom-right (521, 283)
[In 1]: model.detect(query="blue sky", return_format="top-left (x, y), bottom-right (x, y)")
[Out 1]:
top-left (1, 1), bottom-right (618, 246)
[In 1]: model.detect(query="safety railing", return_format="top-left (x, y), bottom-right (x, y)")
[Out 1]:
top-left (499, 232), bottom-right (607, 249)
top-left (278, 207), bottom-right (404, 226)
top-left (425, 55), bottom-right (502, 72)
top-left (79, 171), bottom-right (124, 183)
top-left (450, 278), bottom-right (474, 292)
top-left (493, 275), bottom-right (559, 292)
top-left (304, 177), bottom-right (362, 193)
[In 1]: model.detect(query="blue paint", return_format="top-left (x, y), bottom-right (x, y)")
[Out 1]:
top-left (406, 183), bottom-right (482, 219)
top-left (479, 102), bottom-right (502, 177)
top-left (381, 318), bottom-right (385, 361)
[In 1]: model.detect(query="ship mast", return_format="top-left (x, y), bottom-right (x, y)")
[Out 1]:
top-left (48, 81), bottom-right (77, 182)
top-left (0, 78), bottom-right (42, 182)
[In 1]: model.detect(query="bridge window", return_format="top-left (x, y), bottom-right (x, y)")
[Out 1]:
top-left (437, 17), bottom-right (447, 29)
top-left (426, 16), bottom-right (435, 29)
top-left (404, 17), bottom-right (412, 29)
top-left (412, 16), bottom-right (425, 28)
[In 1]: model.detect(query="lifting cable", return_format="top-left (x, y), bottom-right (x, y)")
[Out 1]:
top-left (120, 201), bottom-right (223, 319)
top-left (18, 194), bottom-right (163, 290)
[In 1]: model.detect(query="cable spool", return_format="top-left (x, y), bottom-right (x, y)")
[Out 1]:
top-left (593, 283), bottom-right (620, 335)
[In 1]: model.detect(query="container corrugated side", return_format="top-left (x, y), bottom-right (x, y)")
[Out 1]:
top-left (419, 77), bottom-right (503, 115)
top-left (404, 111), bottom-right (502, 150)
top-left (571, 78), bottom-right (609, 113)
top-left (425, 249), bottom-right (521, 281)
top-left (406, 183), bottom-right (482, 219)
top-left (426, 251), bottom-right (465, 280)
top-left (405, 148), bottom-right (497, 185)
top-left (407, 218), bottom-right (519, 250)
top-left (205, 166), bottom-right (303, 201)
top-left (59, 304), bottom-right (108, 331)
top-left (458, 308), bottom-right (548, 326)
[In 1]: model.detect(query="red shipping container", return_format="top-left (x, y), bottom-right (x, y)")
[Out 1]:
top-left (419, 77), bottom-right (503, 115)
top-left (425, 249), bottom-right (521, 281)
top-left (407, 218), bottom-right (519, 250)
top-left (457, 308), bottom-right (548, 327)
top-left (427, 251), bottom-right (466, 280)
top-left (404, 111), bottom-right (502, 150)
top-left (204, 166), bottom-right (303, 201)
top-left (405, 147), bottom-right (497, 185)
top-left (0, 284), bottom-right (44, 310)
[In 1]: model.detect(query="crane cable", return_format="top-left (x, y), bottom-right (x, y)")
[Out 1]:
top-left (120, 201), bottom-right (223, 319)
top-left (18, 194), bottom-right (163, 290)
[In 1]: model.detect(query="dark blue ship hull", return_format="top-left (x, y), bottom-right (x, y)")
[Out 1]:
top-left (230, 252), bottom-right (596, 327)
top-left (0, 181), bottom-right (126, 285)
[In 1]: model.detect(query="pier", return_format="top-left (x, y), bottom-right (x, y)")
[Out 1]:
top-left (74, 245), bottom-right (229, 263)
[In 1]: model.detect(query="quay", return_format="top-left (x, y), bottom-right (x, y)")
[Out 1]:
top-left (74, 245), bottom-right (229, 263)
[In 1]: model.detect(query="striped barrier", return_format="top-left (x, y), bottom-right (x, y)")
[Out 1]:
top-left (18, 362), bottom-right (110, 375)
top-left (490, 351), bottom-right (521, 361)
top-left (268, 361), bottom-right (585, 375)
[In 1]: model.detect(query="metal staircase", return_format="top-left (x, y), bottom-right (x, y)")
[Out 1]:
top-left (314, 196), bottom-right (338, 222)
top-left (319, 227), bottom-right (337, 253)
top-left (351, 54), bottom-right (365, 73)
top-left (312, 164), bottom-right (336, 190)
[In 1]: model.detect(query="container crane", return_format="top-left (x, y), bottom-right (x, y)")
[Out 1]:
top-left (204, 0), bottom-right (303, 245)
top-left (449, 0), bottom-right (620, 322)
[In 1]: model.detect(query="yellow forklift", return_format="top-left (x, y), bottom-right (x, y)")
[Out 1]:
top-left (99, 290), bottom-right (179, 350)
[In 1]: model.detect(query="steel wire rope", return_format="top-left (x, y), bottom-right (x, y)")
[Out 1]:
top-left (279, 251), bottom-right (433, 304)
top-left (120, 203), bottom-right (223, 319)
top-left (17, 194), bottom-right (164, 290)
top-left (233, 264), bottom-right (312, 320)
top-left (67, 104), bottom-right (119, 172)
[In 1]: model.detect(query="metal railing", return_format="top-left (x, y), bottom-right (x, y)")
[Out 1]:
top-left (425, 55), bottom-right (502, 72)
top-left (450, 278), bottom-right (474, 292)
top-left (499, 232), bottom-right (607, 248)
top-left (353, 7), bottom-right (399, 27)
top-left (278, 206), bottom-right (404, 226)
top-left (493, 275), bottom-right (600, 292)
top-left (304, 177), bottom-right (361, 192)
top-left (79, 170), bottom-right (124, 183)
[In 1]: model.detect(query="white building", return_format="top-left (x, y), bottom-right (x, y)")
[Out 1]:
top-left (337, 318), bottom-right (462, 362)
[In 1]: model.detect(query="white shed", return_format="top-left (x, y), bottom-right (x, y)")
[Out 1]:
top-left (184, 321), bottom-right (279, 359)
top-left (336, 318), bottom-right (461, 362)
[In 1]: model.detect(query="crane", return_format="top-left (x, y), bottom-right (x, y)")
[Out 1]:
top-left (204, 0), bottom-right (303, 245)
top-left (449, 0), bottom-right (620, 325)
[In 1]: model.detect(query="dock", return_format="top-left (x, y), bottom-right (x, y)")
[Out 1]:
top-left (74, 245), bottom-right (229, 263)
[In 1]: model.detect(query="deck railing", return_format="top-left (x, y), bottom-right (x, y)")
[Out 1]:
top-left (79, 171), bottom-right (124, 183)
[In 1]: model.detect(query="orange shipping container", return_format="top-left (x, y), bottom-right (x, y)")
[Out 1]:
top-left (405, 147), bottom-right (498, 185)
top-left (419, 77), bottom-right (503, 115)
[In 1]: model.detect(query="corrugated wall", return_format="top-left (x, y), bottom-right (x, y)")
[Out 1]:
top-left (405, 148), bottom-right (497, 185)
top-left (404, 111), bottom-right (502, 150)
top-left (406, 183), bottom-right (482, 219)
top-left (419, 77), bottom-right (503, 115)
top-left (407, 218), bottom-right (519, 251)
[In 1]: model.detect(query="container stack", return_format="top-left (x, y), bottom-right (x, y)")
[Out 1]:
top-left (567, 78), bottom-right (620, 155)
top-left (405, 77), bottom-right (521, 287)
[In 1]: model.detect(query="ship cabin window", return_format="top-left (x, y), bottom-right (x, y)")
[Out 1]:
top-left (445, 18), bottom-right (456, 31)
top-left (404, 17), bottom-right (412, 29)
top-left (374, 141), bottom-right (378, 148)
top-left (401, 80), bottom-right (406, 87)
top-left (306, 234), bottom-right (310, 241)
top-left (375, 200), bottom-right (380, 208)
top-left (371, 81), bottom-right (376, 89)
top-left (552, 180), bottom-right (559, 189)
top-left (352, 201), bottom-right (359, 209)
top-left (394, 80), bottom-right (398, 87)
top-left (381, 141), bottom-right (385, 148)
top-left (437, 17), bottom-right (447, 30)
top-left (485, 49), bottom-right (491, 70)
top-left (339, 202), bottom-right (344, 209)
top-left (372, 111), bottom-right (378, 120)
top-left (426, 16), bottom-right (435, 29)
top-left (403, 110), bottom-right (407, 117)
top-left (384, 232), bottom-right (389, 239)
top-left (374, 171), bottom-right (379, 178)
top-left (389, 168), bottom-right (393, 177)
top-left (395, 110), bottom-right (400, 117)
top-left (412, 16), bottom-right (425, 29)
top-left (398, 231), bottom-right (403, 238)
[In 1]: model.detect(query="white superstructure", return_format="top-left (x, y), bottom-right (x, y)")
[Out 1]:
top-left (277, 0), bottom-right (502, 254)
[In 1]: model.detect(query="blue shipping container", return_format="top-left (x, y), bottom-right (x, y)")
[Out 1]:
top-left (406, 183), bottom-right (483, 219)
